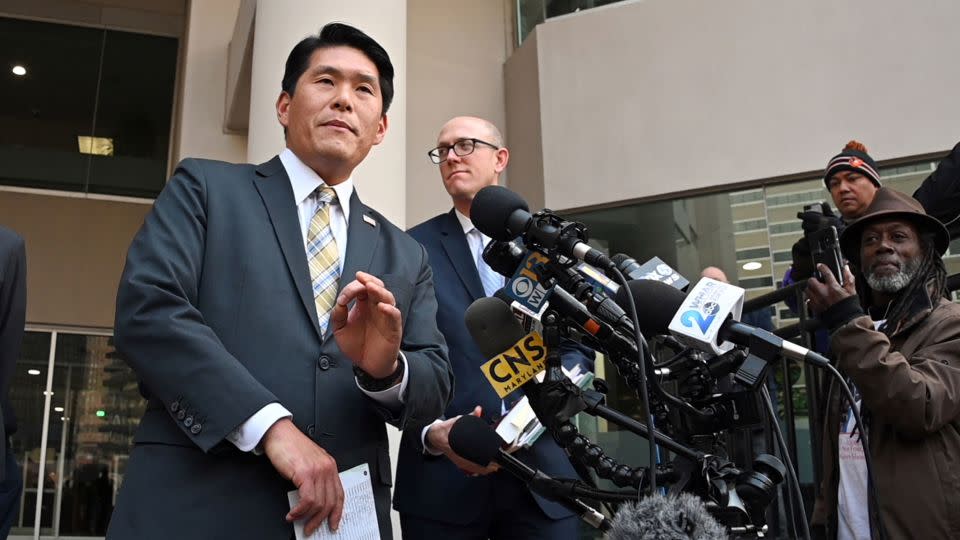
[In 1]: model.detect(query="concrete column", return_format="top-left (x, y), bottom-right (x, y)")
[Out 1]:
top-left (175, 0), bottom-right (247, 164)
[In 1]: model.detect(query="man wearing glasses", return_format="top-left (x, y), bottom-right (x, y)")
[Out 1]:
top-left (393, 116), bottom-right (590, 539)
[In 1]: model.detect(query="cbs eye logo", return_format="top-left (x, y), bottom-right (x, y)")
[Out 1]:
top-left (512, 277), bottom-right (535, 298)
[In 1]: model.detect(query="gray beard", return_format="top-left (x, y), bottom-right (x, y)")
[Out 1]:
top-left (865, 257), bottom-right (922, 293)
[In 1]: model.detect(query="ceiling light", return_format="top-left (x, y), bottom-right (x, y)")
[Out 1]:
top-left (77, 136), bottom-right (114, 156)
top-left (54, 406), bottom-right (64, 412)
top-left (742, 261), bottom-right (762, 271)
top-left (27, 369), bottom-right (40, 375)
top-left (12, 65), bottom-right (26, 76)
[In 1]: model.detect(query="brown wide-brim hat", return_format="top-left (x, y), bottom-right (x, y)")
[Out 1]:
top-left (840, 187), bottom-right (950, 261)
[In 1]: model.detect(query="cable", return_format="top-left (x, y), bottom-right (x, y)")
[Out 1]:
top-left (824, 363), bottom-right (887, 540)
top-left (761, 385), bottom-right (811, 540)
top-left (609, 267), bottom-right (658, 495)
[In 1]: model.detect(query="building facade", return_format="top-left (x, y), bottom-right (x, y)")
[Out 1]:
top-left (2, 1), bottom-right (958, 538)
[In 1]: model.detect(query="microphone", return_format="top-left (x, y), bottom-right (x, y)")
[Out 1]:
top-left (448, 414), bottom-right (610, 531)
top-left (607, 492), bottom-right (727, 540)
top-left (471, 185), bottom-right (614, 270)
top-left (465, 296), bottom-right (548, 398)
top-left (620, 278), bottom-right (830, 369)
top-left (482, 238), bottom-right (635, 342)
top-left (614, 279), bottom-right (829, 368)
top-left (611, 254), bottom-right (690, 291)
top-left (493, 288), bottom-right (544, 334)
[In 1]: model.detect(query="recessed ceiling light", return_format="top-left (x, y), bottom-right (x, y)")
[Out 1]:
top-left (742, 261), bottom-right (762, 271)
top-left (27, 369), bottom-right (40, 375)
top-left (77, 135), bottom-right (114, 156)
top-left (12, 65), bottom-right (26, 76)
top-left (54, 406), bottom-right (64, 412)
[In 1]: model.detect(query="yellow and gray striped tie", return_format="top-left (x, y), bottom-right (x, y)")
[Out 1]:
top-left (306, 186), bottom-right (340, 333)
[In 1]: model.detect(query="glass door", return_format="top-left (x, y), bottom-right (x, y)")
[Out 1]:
top-left (10, 329), bottom-right (145, 539)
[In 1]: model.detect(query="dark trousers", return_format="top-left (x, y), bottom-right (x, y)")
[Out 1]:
top-left (0, 448), bottom-right (22, 538)
top-left (399, 470), bottom-right (579, 540)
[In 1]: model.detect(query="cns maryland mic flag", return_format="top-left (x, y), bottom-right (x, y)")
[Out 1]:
top-left (480, 331), bottom-right (547, 398)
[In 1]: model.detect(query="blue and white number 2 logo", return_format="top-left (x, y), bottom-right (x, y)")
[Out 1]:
top-left (680, 302), bottom-right (720, 334)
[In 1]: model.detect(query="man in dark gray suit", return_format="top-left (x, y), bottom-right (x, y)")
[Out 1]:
top-left (108, 23), bottom-right (452, 540)
top-left (0, 226), bottom-right (26, 539)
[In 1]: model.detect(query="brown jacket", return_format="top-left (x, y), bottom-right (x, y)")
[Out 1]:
top-left (812, 297), bottom-right (960, 539)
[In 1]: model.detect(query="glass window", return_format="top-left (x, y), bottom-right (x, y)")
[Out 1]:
top-left (0, 17), bottom-right (178, 198)
top-left (773, 250), bottom-right (793, 263)
top-left (8, 332), bottom-right (52, 537)
top-left (9, 330), bottom-right (145, 537)
top-left (563, 156), bottom-right (946, 538)
top-left (736, 247), bottom-right (771, 260)
top-left (516, 0), bottom-right (631, 44)
top-left (733, 218), bottom-right (768, 233)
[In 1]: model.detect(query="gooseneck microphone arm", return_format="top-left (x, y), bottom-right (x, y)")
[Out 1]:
top-left (448, 415), bottom-right (611, 532)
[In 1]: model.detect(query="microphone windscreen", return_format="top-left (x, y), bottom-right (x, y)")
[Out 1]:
top-left (464, 296), bottom-right (527, 358)
top-left (447, 414), bottom-right (501, 467)
top-left (608, 493), bottom-right (728, 540)
top-left (471, 185), bottom-right (529, 241)
top-left (614, 279), bottom-right (688, 336)
top-left (492, 288), bottom-right (513, 305)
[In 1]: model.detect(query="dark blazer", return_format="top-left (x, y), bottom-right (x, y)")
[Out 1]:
top-left (107, 157), bottom-right (453, 540)
top-left (394, 210), bottom-right (593, 525)
top-left (0, 227), bottom-right (26, 481)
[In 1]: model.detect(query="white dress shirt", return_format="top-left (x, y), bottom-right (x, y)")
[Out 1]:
top-left (226, 148), bottom-right (408, 452)
top-left (421, 209), bottom-right (501, 455)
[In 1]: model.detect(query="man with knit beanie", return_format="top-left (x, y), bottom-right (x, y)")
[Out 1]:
top-left (790, 141), bottom-right (882, 283)
top-left (823, 141), bottom-right (882, 220)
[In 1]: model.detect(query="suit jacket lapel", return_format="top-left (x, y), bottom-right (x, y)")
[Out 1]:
top-left (439, 210), bottom-right (485, 300)
top-left (340, 190), bottom-right (380, 293)
top-left (253, 156), bottom-right (323, 340)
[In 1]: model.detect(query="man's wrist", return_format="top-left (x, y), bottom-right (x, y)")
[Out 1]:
top-left (354, 356), bottom-right (405, 391)
top-left (821, 296), bottom-right (865, 333)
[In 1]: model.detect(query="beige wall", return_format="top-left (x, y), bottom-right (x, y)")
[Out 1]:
top-left (503, 29), bottom-right (545, 212)
top-left (0, 192), bottom-right (150, 328)
top-left (509, 0), bottom-right (960, 211)
top-left (174, 0), bottom-right (247, 164)
top-left (405, 0), bottom-right (511, 226)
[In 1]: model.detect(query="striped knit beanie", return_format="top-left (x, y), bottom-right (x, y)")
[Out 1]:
top-left (823, 140), bottom-right (882, 189)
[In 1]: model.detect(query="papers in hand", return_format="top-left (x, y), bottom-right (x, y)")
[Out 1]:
top-left (288, 463), bottom-right (380, 540)
top-left (495, 364), bottom-right (594, 452)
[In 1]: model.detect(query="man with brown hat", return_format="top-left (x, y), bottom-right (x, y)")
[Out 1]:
top-left (805, 188), bottom-right (960, 539)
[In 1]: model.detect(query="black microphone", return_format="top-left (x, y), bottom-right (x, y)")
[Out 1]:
top-left (465, 296), bottom-right (550, 399)
top-left (607, 492), bottom-right (727, 540)
top-left (614, 280), bottom-right (829, 368)
top-left (471, 185), bottom-right (614, 270)
top-left (464, 296), bottom-right (528, 358)
top-left (448, 414), bottom-right (610, 531)
top-left (611, 254), bottom-right (690, 291)
top-left (482, 239), bottom-right (527, 279)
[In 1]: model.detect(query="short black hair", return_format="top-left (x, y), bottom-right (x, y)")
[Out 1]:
top-left (281, 22), bottom-right (394, 115)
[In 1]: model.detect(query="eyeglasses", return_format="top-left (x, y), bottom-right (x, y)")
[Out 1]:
top-left (427, 138), bottom-right (499, 164)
